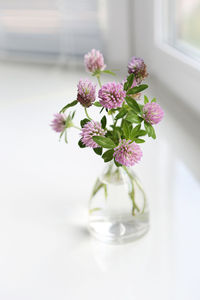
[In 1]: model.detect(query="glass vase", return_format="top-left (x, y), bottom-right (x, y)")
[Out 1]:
top-left (88, 162), bottom-right (149, 244)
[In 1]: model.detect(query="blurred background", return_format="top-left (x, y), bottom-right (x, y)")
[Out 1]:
top-left (0, 0), bottom-right (200, 64)
top-left (0, 0), bottom-right (200, 300)
top-left (0, 0), bottom-right (129, 66)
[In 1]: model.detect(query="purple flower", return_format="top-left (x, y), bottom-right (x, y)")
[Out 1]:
top-left (128, 56), bottom-right (148, 84)
top-left (113, 139), bottom-right (142, 167)
top-left (81, 121), bottom-right (106, 148)
top-left (77, 79), bottom-right (96, 107)
top-left (143, 102), bottom-right (164, 125)
top-left (50, 113), bottom-right (66, 133)
top-left (84, 49), bottom-right (106, 73)
top-left (98, 82), bottom-right (126, 109)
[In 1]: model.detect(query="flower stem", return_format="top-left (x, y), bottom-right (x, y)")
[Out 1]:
top-left (97, 74), bottom-right (102, 88)
top-left (73, 125), bottom-right (81, 130)
top-left (122, 166), bottom-right (140, 215)
top-left (84, 107), bottom-right (92, 120)
top-left (134, 177), bottom-right (147, 214)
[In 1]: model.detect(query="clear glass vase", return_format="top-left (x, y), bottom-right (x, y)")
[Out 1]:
top-left (88, 162), bottom-right (149, 244)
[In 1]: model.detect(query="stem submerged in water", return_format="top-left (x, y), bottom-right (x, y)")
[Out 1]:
top-left (134, 177), bottom-right (147, 214)
top-left (89, 163), bottom-right (146, 217)
top-left (122, 166), bottom-right (142, 215)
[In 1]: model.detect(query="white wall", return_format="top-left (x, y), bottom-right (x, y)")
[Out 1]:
top-left (103, 0), bottom-right (131, 67)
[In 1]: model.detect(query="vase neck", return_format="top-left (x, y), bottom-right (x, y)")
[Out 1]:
top-left (101, 162), bottom-right (133, 185)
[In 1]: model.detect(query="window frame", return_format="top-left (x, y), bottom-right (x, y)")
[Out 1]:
top-left (132, 0), bottom-right (200, 115)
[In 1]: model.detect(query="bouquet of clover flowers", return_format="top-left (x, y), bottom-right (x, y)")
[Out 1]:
top-left (51, 49), bottom-right (164, 243)
top-left (51, 49), bottom-right (164, 168)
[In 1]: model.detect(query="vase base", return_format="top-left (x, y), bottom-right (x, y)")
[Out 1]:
top-left (88, 214), bottom-right (149, 244)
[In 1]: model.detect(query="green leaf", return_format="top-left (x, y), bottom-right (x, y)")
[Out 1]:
top-left (126, 84), bottom-right (148, 95)
top-left (130, 124), bottom-right (141, 139)
top-left (127, 73), bottom-right (135, 89)
top-left (102, 70), bottom-right (116, 76)
top-left (101, 115), bottom-right (107, 129)
top-left (151, 126), bottom-right (156, 139)
top-left (93, 147), bottom-right (103, 155)
top-left (138, 104), bottom-right (144, 114)
top-left (80, 118), bottom-right (90, 128)
top-left (151, 98), bottom-right (156, 103)
top-left (59, 129), bottom-right (65, 141)
top-left (59, 100), bottom-right (78, 113)
top-left (115, 108), bottom-right (127, 120)
top-left (136, 129), bottom-right (147, 137)
top-left (123, 73), bottom-right (135, 91)
top-left (114, 159), bottom-right (122, 167)
top-left (126, 112), bottom-right (143, 123)
top-left (133, 138), bottom-right (145, 143)
top-left (108, 108), bottom-right (117, 115)
top-left (124, 81), bottom-right (128, 91)
top-left (78, 139), bottom-right (86, 148)
top-left (125, 96), bottom-right (140, 113)
top-left (100, 107), bottom-right (104, 113)
top-left (71, 111), bottom-right (76, 119)
top-left (102, 149), bottom-right (114, 162)
top-left (92, 136), bottom-right (116, 148)
top-left (144, 95), bottom-right (149, 104)
top-left (122, 120), bottom-right (130, 139)
top-left (105, 130), bottom-right (113, 138)
top-left (112, 126), bottom-right (122, 143)
top-left (144, 121), bottom-right (150, 134)
top-left (144, 121), bottom-right (156, 139)
top-left (93, 101), bottom-right (102, 107)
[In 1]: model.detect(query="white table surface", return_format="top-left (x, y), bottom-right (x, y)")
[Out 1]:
top-left (0, 63), bottom-right (200, 300)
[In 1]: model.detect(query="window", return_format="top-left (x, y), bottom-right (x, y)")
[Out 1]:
top-left (165, 0), bottom-right (200, 62)
top-left (132, 0), bottom-right (200, 114)
top-left (0, 0), bottom-right (131, 67)
top-left (0, 0), bottom-right (103, 64)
